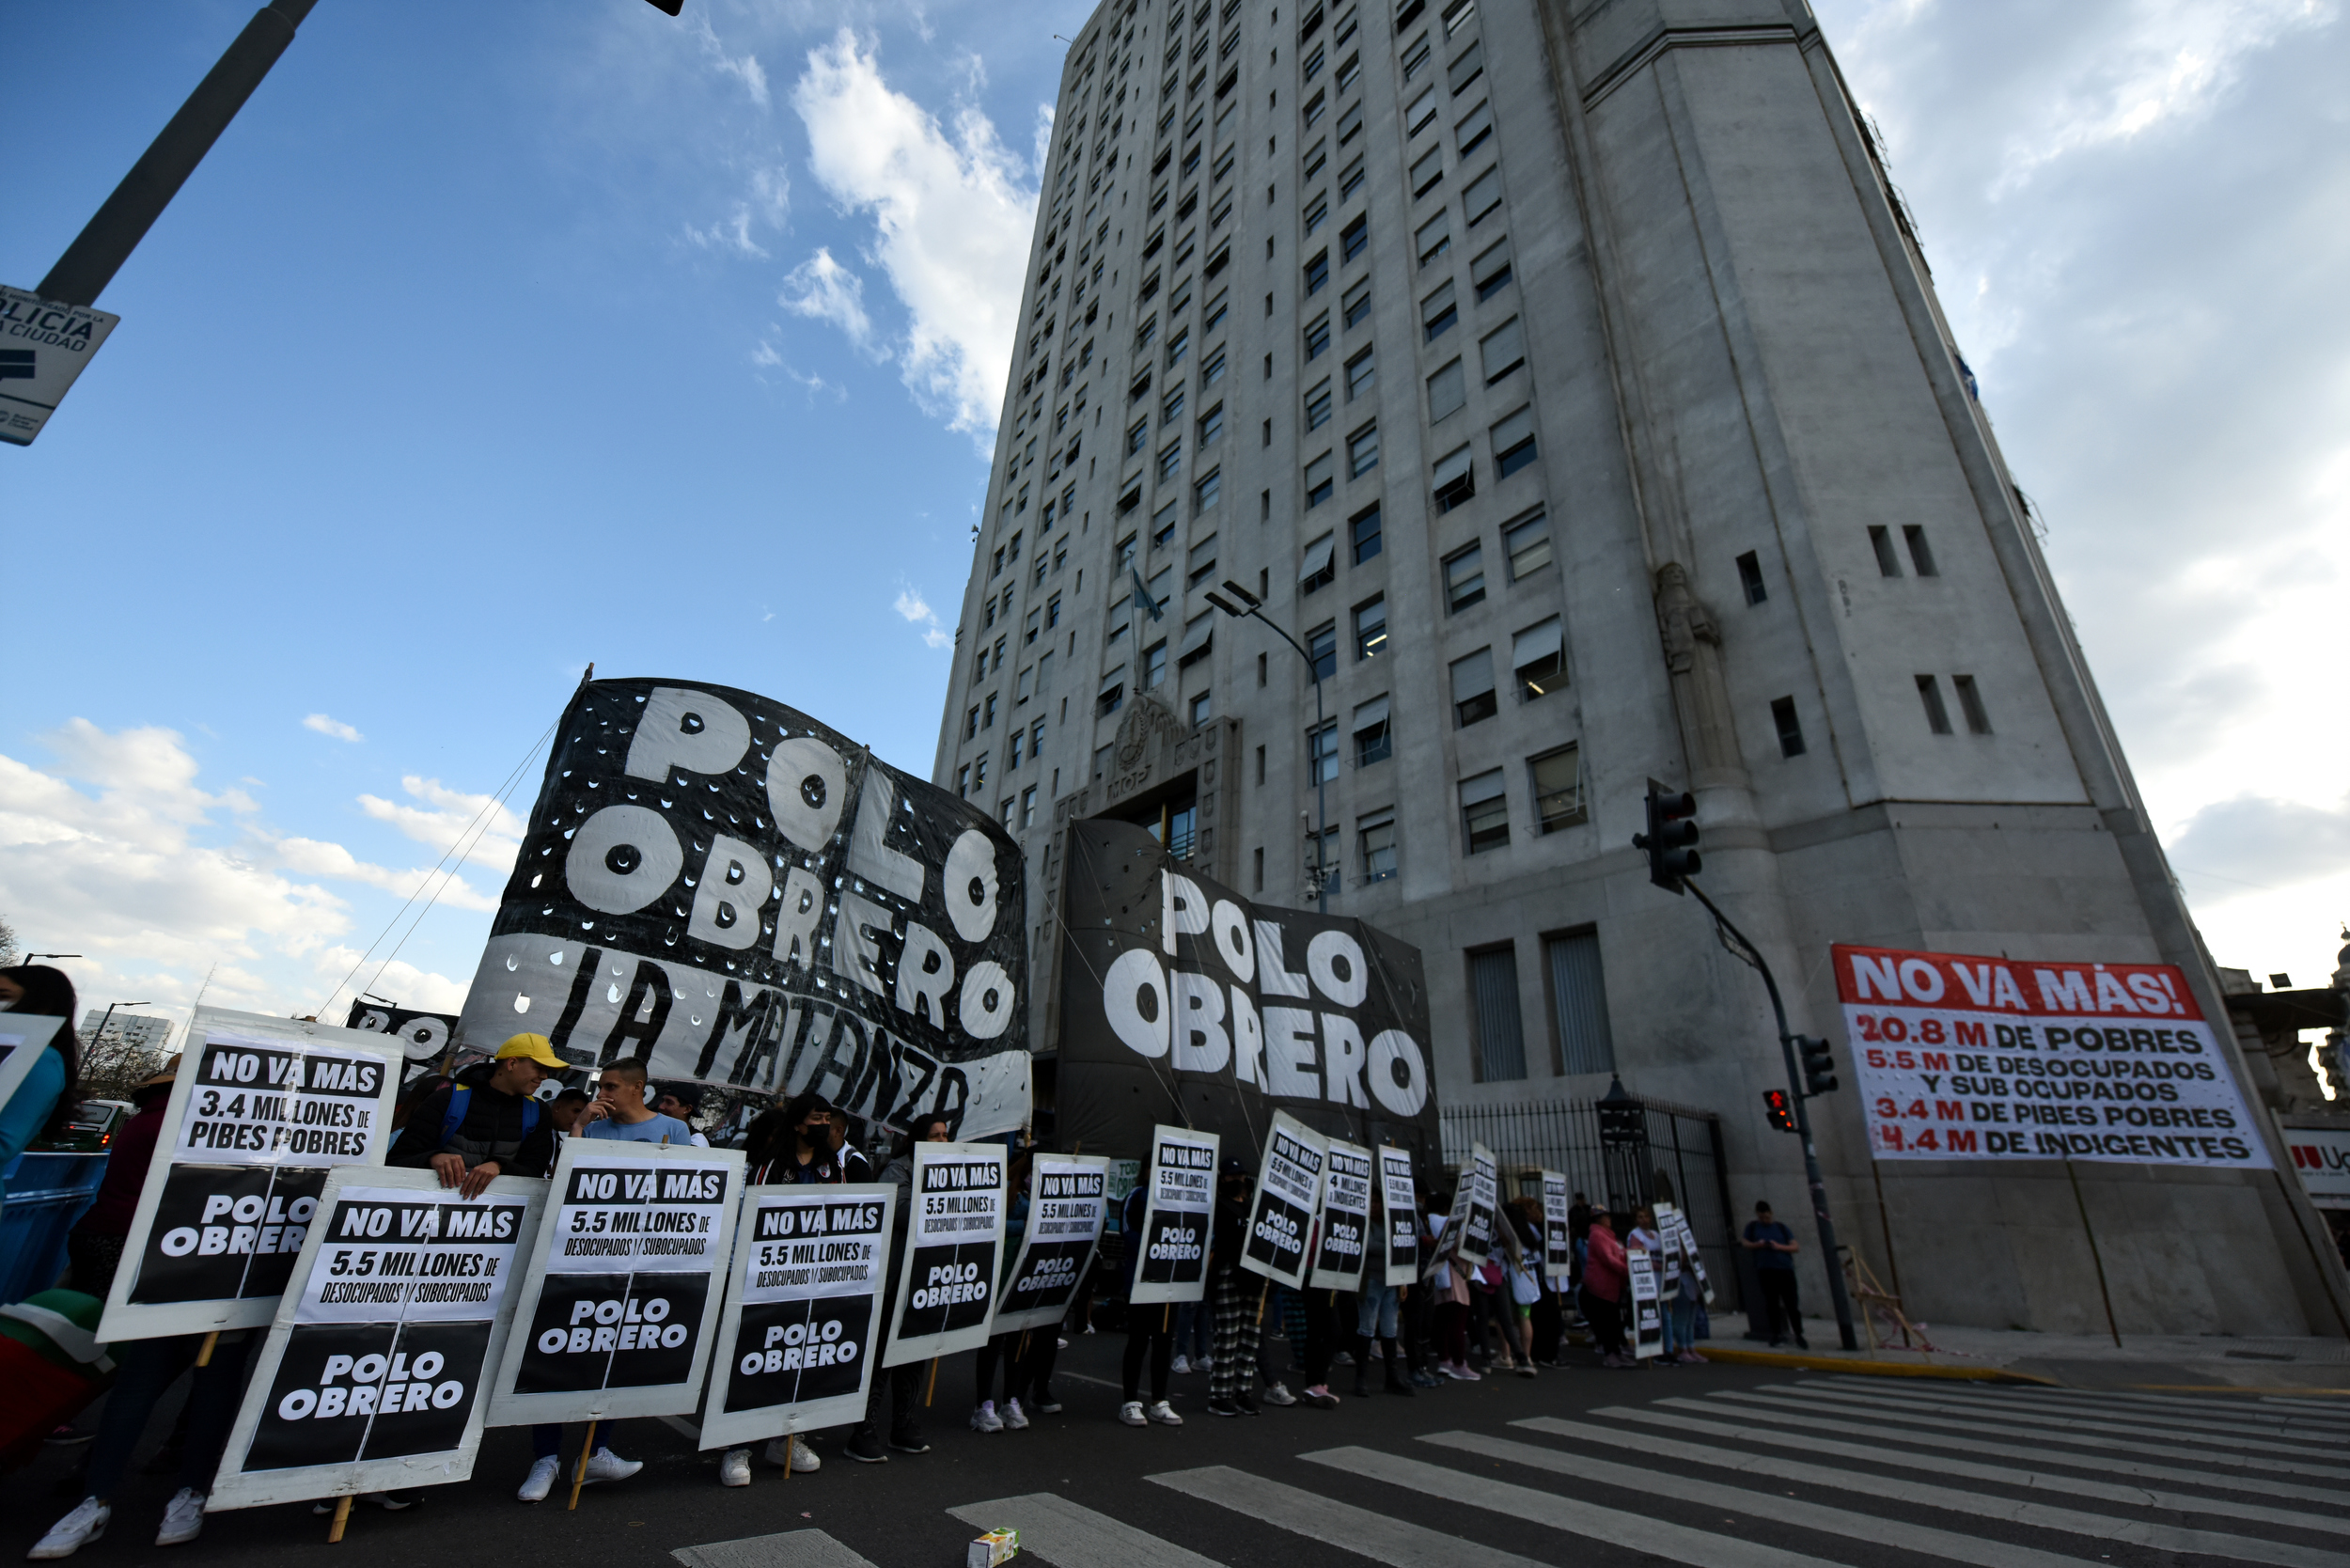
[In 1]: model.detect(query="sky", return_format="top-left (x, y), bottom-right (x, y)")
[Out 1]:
top-left (2, 0), bottom-right (2343, 1059)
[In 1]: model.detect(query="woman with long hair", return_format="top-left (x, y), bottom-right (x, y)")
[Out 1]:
top-left (1, 964), bottom-right (82, 1205)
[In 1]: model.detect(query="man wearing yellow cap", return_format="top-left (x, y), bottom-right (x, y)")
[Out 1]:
top-left (386, 1033), bottom-right (566, 1198)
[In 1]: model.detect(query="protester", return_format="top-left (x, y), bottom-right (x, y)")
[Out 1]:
top-left (1169, 1299), bottom-right (1211, 1376)
top-left (1627, 1207), bottom-right (1668, 1365)
top-left (28, 1044), bottom-right (247, 1558)
top-left (1743, 1200), bottom-right (1806, 1347)
top-left (577, 1058), bottom-right (693, 1146)
top-left (756, 1090), bottom-right (870, 1184)
top-left (1580, 1201), bottom-right (1632, 1367)
top-left (1205, 1157), bottom-right (1282, 1417)
top-left (1424, 1197), bottom-right (1478, 1380)
top-left (1113, 1170), bottom-right (1183, 1427)
top-left (0, 964), bottom-right (80, 1208)
top-left (1664, 1219), bottom-right (1707, 1364)
top-left (972, 1149), bottom-right (1035, 1433)
top-left (546, 1086), bottom-right (592, 1136)
top-left (855, 1111), bottom-right (950, 1461)
top-left (654, 1085), bottom-right (712, 1147)
top-left (1496, 1200), bottom-right (1543, 1376)
top-left (388, 1034), bottom-right (563, 1191)
top-left (1352, 1184), bottom-right (1414, 1398)
top-left (1510, 1196), bottom-right (1563, 1366)
top-left (64, 1057), bottom-right (177, 1301)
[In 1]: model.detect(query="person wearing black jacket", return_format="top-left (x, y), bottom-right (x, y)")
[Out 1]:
top-left (386, 1034), bottom-right (563, 1194)
top-left (1113, 1183), bottom-right (1183, 1427)
top-left (1205, 1158), bottom-right (1268, 1418)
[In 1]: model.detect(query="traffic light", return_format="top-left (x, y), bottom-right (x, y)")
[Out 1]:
top-left (1762, 1089), bottom-right (1796, 1133)
top-left (1633, 780), bottom-right (1700, 893)
top-left (1797, 1036), bottom-right (1839, 1096)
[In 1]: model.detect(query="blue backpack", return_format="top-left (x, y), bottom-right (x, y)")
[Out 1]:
top-left (438, 1086), bottom-right (540, 1150)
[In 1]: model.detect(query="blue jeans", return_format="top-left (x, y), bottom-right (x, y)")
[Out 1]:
top-left (1356, 1281), bottom-right (1401, 1340)
top-left (1667, 1295), bottom-right (1700, 1354)
top-left (1172, 1299), bottom-right (1212, 1359)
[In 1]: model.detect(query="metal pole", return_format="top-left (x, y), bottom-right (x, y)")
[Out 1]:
top-left (1682, 878), bottom-right (1859, 1352)
top-left (38, 1), bottom-right (321, 307)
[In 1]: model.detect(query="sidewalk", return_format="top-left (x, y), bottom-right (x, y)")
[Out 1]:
top-left (1698, 1315), bottom-right (2350, 1390)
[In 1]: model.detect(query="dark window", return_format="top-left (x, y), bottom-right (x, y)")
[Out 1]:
top-left (1544, 930), bottom-right (1616, 1075)
top-left (1904, 525), bottom-right (1939, 576)
top-left (1308, 720), bottom-right (1339, 784)
top-left (1772, 696), bottom-right (1806, 757)
top-left (1354, 594), bottom-right (1387, 660)
top-left (1529, 745), bottom-right (1584, 831)
top-left (1736, 551), bottom-right (1767, 604)
top-left (1305, 250), bottom-right (1331, 294)
top-left (1451, 647), bottom-right (1496, 726)
top-left (1492, 406), bottom-right (1536, 478)
top-left (1340, 214), bottom-right (1369, 262)
top-left (1460, 768), bottom-right (1509, 853)
top-left (1871, 525), bottom-right (1904, 577)
top-left (1343, 277), bottom-right (1372, 328)
top-left (1350, 502), bottom-right (1383, 564)
top-left (1306, 313), bottom-right (1332, 358)
top-left (1307, 620), bottom-right (1338, 681)
top-left (1468, 944), bottom-right (1526, 1079)
top-left (1353, 695), bottom-right (1391, 766)
top-left (1444, 541), bottom-right (1485, 611)
top-left (1953, 674), bottom-right (1992, 734)
top-left (1918, 674), bottom-right (1953, 735)
top-left (1359, 807), bottom-right (1397, 881)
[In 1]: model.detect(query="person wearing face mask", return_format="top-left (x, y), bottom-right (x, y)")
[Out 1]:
top-left (0, 964), bottom-right (81, 1212)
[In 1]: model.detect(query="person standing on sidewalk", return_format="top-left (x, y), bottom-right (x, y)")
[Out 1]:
top-left (1204, 1159), bottom-right (1266, 1417)
top-left (1742, 1200), bottom-right (1806, 1347)
top-left (1579, 1203), bottom-right (1631, 1368)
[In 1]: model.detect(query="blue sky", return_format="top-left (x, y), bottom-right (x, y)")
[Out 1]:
top-left (3, 0), bottom-right (2345, 1056)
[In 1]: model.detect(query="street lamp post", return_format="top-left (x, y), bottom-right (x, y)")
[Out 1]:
top-left (86, 1000), bottom-right (154, 1062)
top-left (1204, 578), bottom-right (1330, 913)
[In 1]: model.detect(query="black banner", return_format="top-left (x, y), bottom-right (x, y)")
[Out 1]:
top-left (455, 679), bottom-right (1030, 1137)
top-left (346, 1004), bottom-right (462, 1091)
top-left (128, 1165), bottom-right (325, 1305)
top-left (1056, 820), bottom-right (1436, 1168)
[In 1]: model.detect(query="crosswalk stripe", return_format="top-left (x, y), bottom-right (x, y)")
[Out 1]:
top-left (2264, 1395), bottom-right (2350, 1419)
top-left (1917, 1384), bottom-right (2350, 1448)
top-left (1295, 1446), bottom-right (1856, 1568)
top-left (1602, 1401), bottom-right (2350, 1536)
top-left (1512, 1416), bottom-right (2344, 1568)
top-left (1413, 1432), bottom-right (2099, 1568)
top-left (1150, 1465), bottom-right (1558, 1568)
top-left (1962, 1385), bottom-right (2350, 1430)
top-left (1777, 1382), bottom-right (2350, 1472)
top-left (948, 1493), bottom-right (1224, 1568)
top-left (672, 1529), bottom-right (880, 1568)
top-left (1698, 1390), bottom-right (2350, 1509)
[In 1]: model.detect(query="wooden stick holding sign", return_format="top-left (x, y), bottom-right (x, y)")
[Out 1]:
top-left (568, 1419), bottom-right (597, 1512)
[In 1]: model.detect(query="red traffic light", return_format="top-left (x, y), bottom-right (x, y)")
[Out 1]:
top-left (1762, 1088), bottom-right (1796, 1133)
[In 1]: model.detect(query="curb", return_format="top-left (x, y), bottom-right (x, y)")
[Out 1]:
top-left (1692, 1346), bottom-right (2058, 1385)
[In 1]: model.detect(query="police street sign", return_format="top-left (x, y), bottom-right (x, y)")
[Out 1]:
top-left (2, 286), bottom-right (119, 446)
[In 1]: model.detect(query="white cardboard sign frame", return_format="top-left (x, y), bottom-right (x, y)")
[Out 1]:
top-left (1129, 1125), bottom-right (1218, 1309)
top-left (1307, 1137), bottom-right (1373, 1292)
top-left (699, 1182), bottom-right (896, 1451)
top-left (1376, 1144), bottom-right (1420, 1289)
top-left (206, 1166), bottom-right (545, 1511)
top-left (881, 1140), bottom-right (1008, 1368)
top-left (992, 1153), bottom-right (1112, 1336)
top-left (0, 1012), bottom-right (66, 1119)
top-left (485, 1137), bottom-right (745, 1427)
top-left (99, 1008), bottom-right (401, 1342)
top-left (1238, 1111), bottom-right (1327, 1291)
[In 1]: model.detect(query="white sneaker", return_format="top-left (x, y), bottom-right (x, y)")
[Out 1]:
top-left (155, 1488), bottom-right (206, 1547)
top-left (583, 1447), bottom-right (641, 1484)
top-left (1261, 1382), bottom-right (1297, 1406)
top-left (1196, 1355), bottom-right (1214, 1372)
top-left (971, 1400), bottom-right (1005, 1434)
top-left (518, 1455), bottom-right (560, 1503)
top-left (29, 1498), bottom-right (109, 1559)
top-left (1118, 1400), bottom-right (1149, 1426)
top-left (1169, 1355), bottom-right (1192, 1375)
top-left (764, 1435), bottom-right (820, 1472)
top-left (1147, 1400), bottom-right (1183, 1426)
top-left (1001, 1397), bottom-right (1030, 1431)
top-left (718, 1448), bottom-right (751, 1487)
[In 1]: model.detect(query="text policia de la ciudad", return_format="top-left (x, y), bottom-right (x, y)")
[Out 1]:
top-left (455, 682), bottom-right (1030, 1139)
top-left (1834, 944), bottom-right (2271, 1168)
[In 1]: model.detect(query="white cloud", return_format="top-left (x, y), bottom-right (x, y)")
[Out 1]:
top-left (893, 586), bottom-right (954, 650)
top-left (779, 247), bottom-right (877, 351)
top-left (304, 713), bottom-right (362, 744)
top-left (691, 11), bottom-right (771, 108)
top-left (0, 722), bottom-right (511, 1023)
top-left (356, 775), bottom-right (525, 877)
top-left (791, 30), bottom-right (1040, 439)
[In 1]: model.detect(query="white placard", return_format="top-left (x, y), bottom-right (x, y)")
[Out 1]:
top-left (993, 1154), bottom-right (1111, 1335)
top-left (100, 1009), bottom-right (401, 1342)
top-left (1308, 1138), bottom-right (1372, 1291)
top-left (1627, 1246), bottom-right (1664, 1359)
top-left (1239, 1111), bottom-right (1326, 1289)
top-left (1377, 1144), bottom-right (1420, 1289)
top-left (208, 1167), bottom-right (543, 1510)
top-left (486, 1138), bottom-right (744, 1425)
top-left (0, 286), bottom-right (119, 447)
top-left (1539, 1170), bottom-right (1573, 1283)
top-left (882, 1141), bottom-right (1007, 1367)
top-left (700, 1183), bottom-right (896, 1450)
top-left (1657, 1201), bottom-right (1715, 1305)
top-left (0, 1013), bottom-right (65, 1120)
top-left (1129, 1125), bottom-right (1219, 1307)
top-left (2286, 1125), bottom-right (2350, 1210)
top-left (1443, 1141), bottom-right (1498, 1272)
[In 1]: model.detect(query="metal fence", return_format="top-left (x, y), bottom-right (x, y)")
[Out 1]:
top-left (1439, 1092), bottom-right (1738, 1309)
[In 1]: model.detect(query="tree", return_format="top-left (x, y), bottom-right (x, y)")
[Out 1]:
top-left (0, 912), bottom-right (17, 967)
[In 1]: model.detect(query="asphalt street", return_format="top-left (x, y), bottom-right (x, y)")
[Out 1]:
top-left (12, 1334), bottom-right (2349, 1568)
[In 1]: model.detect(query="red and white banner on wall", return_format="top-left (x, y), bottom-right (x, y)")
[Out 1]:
top-left (1833, 945), bottom-right (2270, 1169)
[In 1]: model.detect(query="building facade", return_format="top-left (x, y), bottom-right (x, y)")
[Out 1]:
top-left (930, 0), bottom-right (2350, 1335)
top-left (77, 1009), bottom-right (174, 1058)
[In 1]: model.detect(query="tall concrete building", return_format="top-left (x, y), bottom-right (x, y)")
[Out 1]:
top-left (931, 0), bottom-right (2349, 1335)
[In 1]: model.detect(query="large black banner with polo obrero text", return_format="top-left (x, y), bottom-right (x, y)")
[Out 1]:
top-left (457, 680), bottom-right (1030, 1139)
